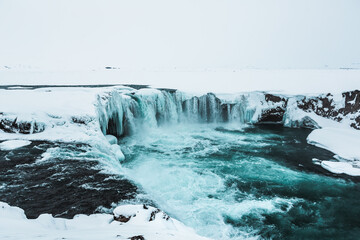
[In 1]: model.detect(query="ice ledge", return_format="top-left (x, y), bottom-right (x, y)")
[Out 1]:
top-left (307, 128), bottom-right (360, 176)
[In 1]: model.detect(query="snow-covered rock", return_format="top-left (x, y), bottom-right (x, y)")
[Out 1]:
top-left (0, 202), bottom-right (210, 240)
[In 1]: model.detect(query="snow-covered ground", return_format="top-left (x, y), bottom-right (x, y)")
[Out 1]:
top-left (0, 202), bottom-right (209, 240)
top-left (1, 69), bottom-right (360, 95)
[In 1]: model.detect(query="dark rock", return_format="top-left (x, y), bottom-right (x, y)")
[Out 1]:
top-left (114, 215), bottom-right (132, 223)
top-left (71, 116), bottom-right (92, 125)
top-left (258, 94), bottom-right (288, 124)
top-left (296, 90), bottom-right (360, 130)
top-left (351, 116), bottom-right (360, 130)
top-left (148, 208), bottom-right (170, 222)
top-left (259, 107), bottom-right (285, 123)
top-left (297, 95), bottom-right (336, 118)
top-left (265, 94), bottom-right (286, 103)
top-left (142, 204), bottom-right (148, 210)
top-left (149, 209), bottom-right (161, 221)
top-left (0, 118), bottom-right (45, 134)
top-left (129, 235), bottom-right (145, 240)
top-left (163, 213), bottom-right (170, 221)
top-left (341, 90), bottom-right (360, 115)
top-left (299, 116), bottom-right (321, 129)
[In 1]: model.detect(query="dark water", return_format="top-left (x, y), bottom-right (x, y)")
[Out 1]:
top-left (0, 141), bottom-right (138, 218)
top-left (1, 125), bottom-right (360, 240)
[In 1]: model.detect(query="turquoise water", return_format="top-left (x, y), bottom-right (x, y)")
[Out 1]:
top-left (120, 124), bottom-right (360, 240)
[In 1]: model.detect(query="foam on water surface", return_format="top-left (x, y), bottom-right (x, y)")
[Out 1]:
top-left (120, 124), bottom-right (360, 239)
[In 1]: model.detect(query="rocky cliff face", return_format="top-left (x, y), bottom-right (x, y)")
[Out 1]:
top-left (297, 90), bottom-right (360, 129)
top-left (258, 90), bottom-right (360, 130)
top-left (0, 116), bottom-right (45, 134)
top-left (258, 94), bottom-right (288, 123)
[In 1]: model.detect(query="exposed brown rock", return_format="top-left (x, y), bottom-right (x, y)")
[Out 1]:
top-left (149, 209), bottom-right (161, 221)
top-left (296, 90), bottom-right (360, 130)
top-left (0, 118), bottom-right (45, 134)
top-left (259, 107), bottom-right (285, 123)
top-left (265, 94), bottom-right (286, 103)
top-left (258, 94), bottom-right (288, 123)
top-left (341, 90), bottom-right (360, 115)
top-left (114, 215), bottom-right (132, 223)
top-left (129, 235), bottom-right (145, 240)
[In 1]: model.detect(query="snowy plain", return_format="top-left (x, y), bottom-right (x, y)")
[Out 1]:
top-left (1, 68), bottom-right (360, 95)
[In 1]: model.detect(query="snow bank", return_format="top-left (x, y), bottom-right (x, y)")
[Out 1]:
top-left (0, 202), bottom-right (210, 240)
top-left (307, 128), bottom-right (360, 161)
top-left (0, 140), bottom-right (31, 150)
top-left (320, 161), bottom-right (360, 177)
top-left (307, 127), bottom-right (360, 176)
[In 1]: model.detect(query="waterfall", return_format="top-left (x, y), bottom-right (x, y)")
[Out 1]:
top-left (96, 89), bottom-right (257, 138)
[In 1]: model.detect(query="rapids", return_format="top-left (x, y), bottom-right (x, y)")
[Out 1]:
top-left (119, 124), bottom-right (360, 240)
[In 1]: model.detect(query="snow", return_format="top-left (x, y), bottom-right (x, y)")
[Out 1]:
top-left (0, 202), bottom-right (210, 240)
top-left (105, 135), bottom-right (118, 145)
top-left (320, 161), bottom-right (360, 177)
top-left (307, 128), bottom-right (360, 161)
top-left (0, 140), bottom-right (31, 150)
top-left (307, 127), bottom-right (360, 176)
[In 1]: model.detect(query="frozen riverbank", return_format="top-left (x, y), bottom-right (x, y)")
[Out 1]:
top-left (0, 202), bottom-right (209, 240)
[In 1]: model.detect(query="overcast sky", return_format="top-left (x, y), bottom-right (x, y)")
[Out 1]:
top-left (0, 0), bottom-right (359, 70)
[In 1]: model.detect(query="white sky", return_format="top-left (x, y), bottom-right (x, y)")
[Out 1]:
top-left (0, 0), bottom-right (359, 70)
